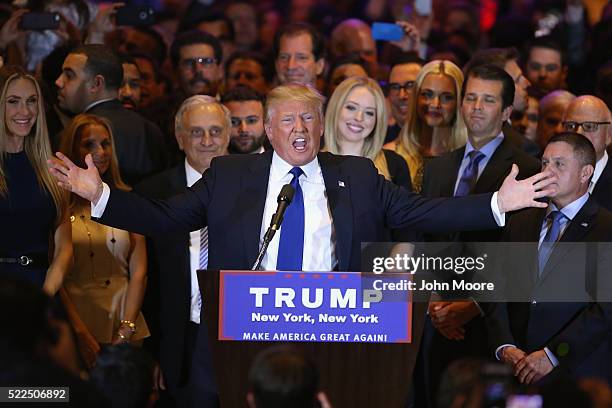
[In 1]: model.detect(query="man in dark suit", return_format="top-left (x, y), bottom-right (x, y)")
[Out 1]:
top-left (55, 44), bottom-right (167, 185)
top-left (418, 65), bottom-right (541, 406)
top-left (464, 47), bottom-right (541, 158)
top-left (49, 84), bottom-right (557, 405)
top-left (488, 132), bottom-right (612, 385)
top-left (562, 95), bottom-right (612, 211)
top-left (135, 96), bottom-right (230, 407)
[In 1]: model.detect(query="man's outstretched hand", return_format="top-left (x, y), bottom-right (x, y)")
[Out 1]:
top-left (48, 153), bottom-right (103, 204)
top-left (497, 164), bottom-right (557, 213)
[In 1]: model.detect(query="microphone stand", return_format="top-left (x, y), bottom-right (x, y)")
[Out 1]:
top-left (252, 184), bottom-right (294, 270)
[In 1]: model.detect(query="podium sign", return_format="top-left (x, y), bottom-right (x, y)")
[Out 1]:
top-left (218, 270), bottom-right (412, 343)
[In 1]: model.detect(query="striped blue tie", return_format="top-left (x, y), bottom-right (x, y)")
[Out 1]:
top-left (538, 211), bottom-right (566, 275)
top-left (199, 227), bottom-right (208, 269)
top-left (196, 227), bottom-right (208, 314)
top-left (455, 150), bottom-right (485, 196)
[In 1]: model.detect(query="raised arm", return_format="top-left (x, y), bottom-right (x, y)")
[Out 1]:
top-left (49, 152), bottom-right (211, 236)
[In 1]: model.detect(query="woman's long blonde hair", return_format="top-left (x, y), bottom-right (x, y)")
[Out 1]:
top-left (325, 76), bottom-right (391, 179)
top-left (59, 114), bottom-right (130, 208)
top-left (397, 59), bottom-right (468, 166)
top-left (0, 68), bottom-right (67, 224)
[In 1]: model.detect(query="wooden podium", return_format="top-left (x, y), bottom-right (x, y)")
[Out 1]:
top-left (198, 270), bottom-right (428, 408)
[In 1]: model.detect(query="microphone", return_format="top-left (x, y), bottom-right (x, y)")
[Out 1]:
top-left (252, 184), bottom-right (295, 270)
top-left (269, 184), bottom-right (295, 232)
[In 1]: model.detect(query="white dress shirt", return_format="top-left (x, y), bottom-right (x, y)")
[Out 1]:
top-left (258, 152), bottom-right (336, 271)
top-left (185, 160), bottom-right (205, 324)
top-left (92, 155), bottom-right (505, 272)
top-left (453, 133), bottom-right (505, 195)
top-left (496, 192), bottom-right (590, 366)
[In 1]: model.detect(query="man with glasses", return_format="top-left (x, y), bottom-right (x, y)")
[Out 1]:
top-left (170, 30), bottom-right (224, 99)
top-left (222, 86), bottom-right (267, 154)
top-left (385, 55), bottom-right (424, 143)
top-left (525, 37), bottom-right (568, 98)
top-left (562, 95), bottom-right (612, 210)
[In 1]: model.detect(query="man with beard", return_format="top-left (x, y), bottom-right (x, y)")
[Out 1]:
top-left (170, 30), bottom-right (223, 99)
top-left (222, 86), bottom-right (267, 154)
top-left (55, 44), bottom-right (167, 185)
top-left (161, 30), bottom-right (224, 166)
top-left (118, 54), bottom-right (142, 111)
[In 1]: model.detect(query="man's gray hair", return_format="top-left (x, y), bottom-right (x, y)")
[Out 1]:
top-left (175, 95), bottom-right (232, 134)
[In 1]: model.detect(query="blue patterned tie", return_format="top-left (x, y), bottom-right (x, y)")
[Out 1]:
top-left (196, 227), bottom-right (208, 314)
top-left (455, 150), bottom-right (486, 196)
top-left (276, 167), bottom-right (305, 271)
top-left (199, 227), bottom-right (208, 269)
top-left (538, 211), bottom-right (566, 275)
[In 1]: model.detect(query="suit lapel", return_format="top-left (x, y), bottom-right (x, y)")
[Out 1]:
top-left (474, 139), bottom-right (514, 193)
top-left (440, 148), bottom-right (464, 196)
top-left (319, 153), bottom-right (353, 271)
top-left (525, 209), bottom-right (547, 285)
top-left (241, 152), bottom-right (273, 267)
top-left (592, 159), bottom-right (612, 197)
top-left (542, 198), bottom-right (598, 278)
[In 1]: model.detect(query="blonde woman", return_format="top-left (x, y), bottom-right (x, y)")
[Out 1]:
top-left (60, 114), bottom-right (149, 345)
top-left (0, 66), bottom-right (71, 294)
top-left (325, 76), bottom-right (412, 191)
top-left (385, 60), bottom-right (467, 192)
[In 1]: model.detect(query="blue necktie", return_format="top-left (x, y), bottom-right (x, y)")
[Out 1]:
top-left (276, 167), bottom-right (305, 271)
top-left (538, 211), bottom-right (566, 275)
top-left (455, 150), bottom-right (486, 196)
top-left (196, 227), bottom-right (208, 314)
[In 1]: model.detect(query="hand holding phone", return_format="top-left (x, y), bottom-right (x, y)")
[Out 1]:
top-left (372, 22), bottom-right (404, 41)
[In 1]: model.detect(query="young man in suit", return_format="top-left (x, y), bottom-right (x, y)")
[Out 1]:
top-left (49, 84), bottom-right (557, 405)
top-left (464, 47), bottom-right (541, 157)
top-left (135, 96), bottom-right (230, 408)
top-left (55, 44), bottom-right (167, 185)
top-left (562, 95), bottom-right (612, 211)
top-left (417, 65), bottom-right (541, 406)
top-left (489, 132), bottom-right (612, 385)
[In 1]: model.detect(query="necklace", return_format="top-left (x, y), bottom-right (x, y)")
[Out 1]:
top-left (71, 208), bottom-right (116, 285)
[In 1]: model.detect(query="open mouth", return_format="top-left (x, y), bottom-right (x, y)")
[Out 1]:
top-left (13, 118), bottom-right (33, 128)
top-left (292, 137), bottom-right (307, 152)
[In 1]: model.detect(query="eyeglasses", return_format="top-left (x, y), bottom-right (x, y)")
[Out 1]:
top-left (387, 81), bottom-right (416, 94)
top-left (527, 62), bottom-right (560, 73)
top-left (562, 121), bottom-right (611, 133)
top-left (180, 57), bottom-right (218, 70)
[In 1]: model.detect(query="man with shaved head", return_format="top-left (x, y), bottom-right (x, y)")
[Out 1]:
top-left (562, 95), bottom-right (612, 210)
top-left (330, 19), bottom-right (378, 78)
top-left (537, 90), bottom-right (576, 149)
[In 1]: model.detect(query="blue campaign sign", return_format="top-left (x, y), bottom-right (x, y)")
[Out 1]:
top-left (218, 271), bottom-right (412, 343)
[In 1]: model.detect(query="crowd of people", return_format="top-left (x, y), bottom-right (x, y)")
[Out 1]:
top-left (1, 0), bottom-right (612, 407)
